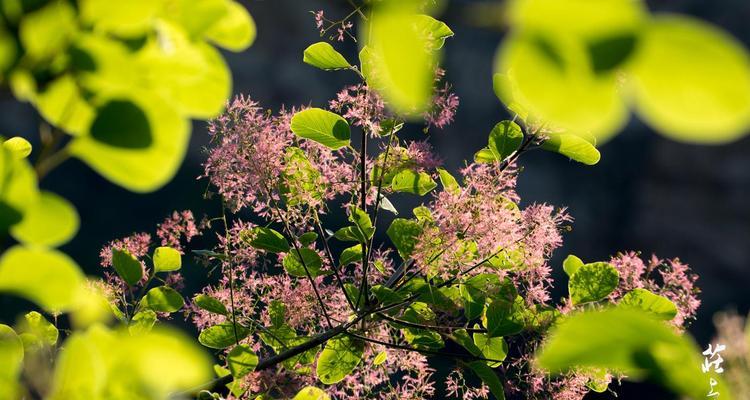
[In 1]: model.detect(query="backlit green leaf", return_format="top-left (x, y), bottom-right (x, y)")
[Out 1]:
top-left (10, 191), bottom-right (79, 248)
top-left (228, 344), bottom-right (258, 378)
top-left (568, 262), bottom-right (619, 305)
top-left (193, 294), bottom-right (228, 315)
top-left (205, 1), bottom-right (256, 52)
top-left (129, 309), bottom-right (157, 335)
top-left (488, 120), bottom-right (523, 161)
top-left (391, 169), bottom-right (437, 196)
top-left (473, 332), bottom-right (508, 368)
top-left (316, 335), bottom-right (364, 384)
top-left (293, 387), bottom-right (331, 400)
top-left (144, 286), bottom-right (184, 313)
top-left (291, 108), bottom-right (351, 149)
top-left (111, 249), bottom-right (143, 286)
top-left (629, 16), bottom-right (750, 143)
top-left (17, 311), bottom-right (58, 348)
top-left (0, 246), bottom-right (83, 312)
top-left (242, 227), bottom-right (290, 253)
top-left (339, 245), bottom-right (363, 266)
top-left (304, 42), bottom-right (351, 71)
top-left (0, 324), bottom-right (23, 399)
top-left (618, 288), bottom-right (678, 320)
top-left (153, 246), bottom-right (182, 272)
top-left (199, 323), bottom-right (251, 349)
top-left (386, 218), bottom-right (423, 260)
top-left (466, 361), bottom-right (505, 400)
top-left (3, 137), bottom-right (32, 159)
top-left (562, 254), bottom-right (584, 277)
top-left (283, 248), bottom-right (326, 278)
top-left (541, 132), bottom-right (601, 165)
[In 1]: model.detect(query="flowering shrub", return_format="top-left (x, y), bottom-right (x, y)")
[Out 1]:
top-left (1, 1), bottom-right (749, 399)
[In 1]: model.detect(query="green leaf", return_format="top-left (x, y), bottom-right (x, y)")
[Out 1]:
top-left (414, 14), bottom-right (454, 50)
top-left (129, 309), bottom-right (157, 335)
top-left (70, 91), bottom-right (190, 193)
top-left (333, 226), bottom-right (361, 242)
top-left (17, 311), bottom-right (58, 347)
top-left (199, 323), bottom-right (251, 349)
top-left (193, 294), bottom-right (228, 315)
top-left (629, 16), bottom-right (750, 143)
top-left (488, 120), bottom-right (524, 161)
top-left (153, 246), bottom-right (182, 272)
top-left (0, 324), bottom-right (24, 398)
top-left (268, 300), bottom-right (286, 328)
top-left (228, 344), bottom-right (258, 378)
top-left (436, 168), bottom-right (460, 194)
top-left (484, 296), bottom-right (525, 337)
top-left (562, 254), bottom-right (584, 277)
top-left (133, 20), bottom-right (232, 119)
top-left (298, 232), bottom-right (319, 247)
top-left (3, 137), bottom-right (32, 159)
top-left (473, 332), bottom-right (507, 368)
top-left (339, 244), bottom-right (363, 266)
top-left (618, 288), bottom-right (678, 321)
top-left (451, 329), bottom-right (482, 357)
top-left (402, 327), bottom-right (444, 350)
top-left (282, 248), bottom-right (326, 278)
top-left (536, 308), bottom-right (731, 399)
top-left (293, 387), bottom-right (331, 400)
top-left (461, 274), bottom-right (513, 321)
top-left (316, 335), bottom-right (364, 384)
top-left (568, 262), bottom-right (619, 305)
top-left (18, 1), bottom-right (77, 59)
top-left (290, 108), bottom-right (351, 149)
top-left (111, 249), bottom-right (143, 286)
top-left (541, 132), bottom-right (601, 165)
top-left (373, 351), bottom-right (387, 366)
top-left (386, 218), bottom-right (422, 259)
top-left (474, 147), bottom-right (498, 164)
top-left (303, 42), bottom-right (351, 71)
top-left (0, 246), bottom-right (83, 312)
top-left (391, 169), bottom-right (437, 196)
top-left (360, 7), bottom-right (442, 115)
top-left (31, 74), bottom-right (94, 136)
top-left (242, 227), bottom-right (290, 253)
top-left (144, 286), bottom-right (184, 313)
top-left (349, 206), bottom-right (375, 241)
top-left (371, 285), bottom-right (405, 306)
top-left (10, 191), bottom-right (79, 247)
top-left (205, 1), bottom-right (256, 52)
top-left (466, 361), bottom-right (505, 400)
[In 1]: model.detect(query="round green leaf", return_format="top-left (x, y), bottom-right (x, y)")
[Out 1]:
top-left (242, 227), bottom-right (290, 253)
top-left (290, 108), bottom-right (351, 149)
top-left (129, 309), bottom-right (157, 335)
top-left (390, 169), bottom-right (437, 196)
top-left (10, 191), bottom-right (79, 247)
top-left (3, 137), bottom-right (32, 159)
top-left (18, 1), bottom-right (77, 59)
top-left (562, 254), bottom-right (584, 277)
top-left (488, 120), bottom-right (524, 161)
top-left (70, 90), bottom-right (190, 193)
top-left (483, 296), bottom-right (525, 337)
top-left (204, 1), bottom-right (256, 51)
top-left (495, 34), bottom-right (628, 142)
top-left (293, 387), bottom-right (331, 400)
top-left (144, 286), bottom-right (184, 313)
top-left (283, 248), bottom-right (325, 278)
top-left (316, 335), bottom-right (364, 385)
top-left (153, 246), bottom-right (182, 272)
top-left (111, 249), bottom-right (143, 286)
top-left (629, 16), bottom-right (750, 143)
top-left (386, 218), bottom-right (422, 259)
top-left (198, 323), bottom-right (251, 349)
top-left (541, 132), bottom-right (601, 165)
top-left (304, 42), bottom-right (351, 71)
top-left (0, 245), bottom-right (84, 312)
top-left (618, 288), bottom-right (678, 321)
top-left (228, 344), bottom-right (258, 378)
top-left (568, 262), bottom-right (619, 305)
top-left (473, 332), bottom-right (508, 368)
top-left (193, 294), bottom-right (228, 315)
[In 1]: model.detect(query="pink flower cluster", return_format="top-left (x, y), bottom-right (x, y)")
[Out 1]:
top-left (156, 210), bottom-right (199, 252)
top-left (330, 84), bottom-right (387, 136)
top-left (204, 96), bottom-right (355, 224)
top-left (608, 251), bottom-right (701, 327)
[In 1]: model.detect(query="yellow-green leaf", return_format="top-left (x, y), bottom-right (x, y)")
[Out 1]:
top-left (10, 191), bottom-right (79, 248)
top-left (304, 42), bottom-right (351, 71)
top-left (3, 137), bottom-right (32, 159)
top-left (290, 108), bottom-right (351, 149)
top-left (0, 245), bottom-right (84, 312)
top-left (204, 1), bottom-right (256, 52)
top-left (153, 246), bottom-right (182, 272)
top-left (629, 16), bottom-right (750, 143)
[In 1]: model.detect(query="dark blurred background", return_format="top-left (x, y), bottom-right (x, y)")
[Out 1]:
top-left (1, 0), bottom-right (749, 398)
